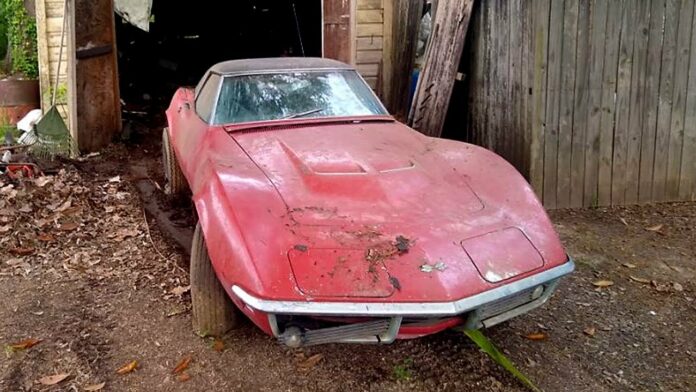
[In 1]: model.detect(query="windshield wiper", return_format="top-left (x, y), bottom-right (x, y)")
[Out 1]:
top-left (280, 108), bottom-right (324, 120)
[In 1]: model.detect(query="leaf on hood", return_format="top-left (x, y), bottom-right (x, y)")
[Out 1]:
top-left (38, 373), bottom-right (69, 385)
top-left (172, 356), bottom-right (192, 374)
top-left (592, 280), bottom-right (614, 288)
top-left (84, 382), bottom-right (106, 391)
top-left (524, 333), bottom-right (548, 341)
top-left (9, 338), bottom-right (42, 350)
top-left (645, 224), bottom-right (663, 232)
top-left (116, 360), bottom-right (138, 374)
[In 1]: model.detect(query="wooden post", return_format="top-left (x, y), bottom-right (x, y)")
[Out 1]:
top-left (384, 0), bottom-right (422, 121)
top-left (73, 0), bottom-right (121, 152)
top-left (323, 0), bottom-right (353, 64)
top-left (408, 0), bottom-right (474, 137)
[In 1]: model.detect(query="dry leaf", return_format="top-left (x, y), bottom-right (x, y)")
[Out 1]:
top-left (652, 280), bottom-right (671, 292)
top-left (58, 222), bottom-right (79, 232)
top-left (645, 224), bottom-right (663, 232)
top-left (212, 339), bottom-right (224, 352)
top-left (583, 327), bottom-right (596, 337)
top-left (9, 338), bottom-right (42, 350)
top-left (673, 282), bottom-right (684, 292)
top-left (298, 353), bottom-right (324, 370)
top-left (171, 285), bottom-right (191, 296)
top-left (524, 333), bottom-right (548, 341)
top-left (84, 382), bottom-right (106, 391)
top-left (622, 263), bottom-right (637, 269)
top-left (9, 247), bottom-right (34, 256)
top-left (629, 276), bottom-right (651, 284)
top-left (38, 373), bottom-right (69, 385)
top-left (619, 217), bottom-right (628, 226)
top-left (172, 356), bottom-right (192, 374)
top-left (116, 360), bottom-right (138, 374)
top-left (176, 372), bottom-right (191, 382)
top-left (592, 280), bottom-right (614, 288)
top-left (0, 224), bottom-right (11, 233)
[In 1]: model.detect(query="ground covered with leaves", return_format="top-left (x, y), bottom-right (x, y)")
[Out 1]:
top-left (0, 147), bottom-right (694, 391)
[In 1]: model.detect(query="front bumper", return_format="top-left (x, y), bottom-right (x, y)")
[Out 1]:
top-left (232, 258), bottom-right (574, 346)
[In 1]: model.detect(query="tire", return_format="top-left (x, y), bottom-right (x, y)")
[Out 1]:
top-left (162, 128), bottom-right (188, 196)
top-left (190, 223), bottom-right (238, 336)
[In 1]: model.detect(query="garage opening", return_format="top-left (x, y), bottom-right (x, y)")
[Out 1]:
top-left (115, 0), bottom-right (323, 118)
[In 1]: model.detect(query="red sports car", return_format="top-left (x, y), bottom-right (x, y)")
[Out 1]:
top-left (163, 58), bottom-right (573, 347)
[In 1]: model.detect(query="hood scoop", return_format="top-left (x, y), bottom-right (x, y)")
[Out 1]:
top-left (280, 141), bottom-right (367, 175)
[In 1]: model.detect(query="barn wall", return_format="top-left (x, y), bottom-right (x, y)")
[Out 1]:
top-left (464, 0), bottom-right (696, 208)
top-left (354, 0), bottom-right (385, 92)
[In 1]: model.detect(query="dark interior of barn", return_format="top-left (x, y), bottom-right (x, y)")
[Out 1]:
top-left (115, 0), bottom-right (322, 116)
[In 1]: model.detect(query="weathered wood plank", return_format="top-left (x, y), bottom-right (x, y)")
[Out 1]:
top-left (357, 63), bottom-right (380, 76)
top-left (583, 0), bottom-right (609, 206)
top-left (542, 0), bottom-right (565, 208)
top-left (356, 49), bottom-right (383, 63)
top-left (680, 2), bottom-right (696, 200)
top-left (357, 23), bottom-right (383, 37)
top-left (652, 0), bottom-right (679, 201)
top-left (357, 36), bottom-right (383, 50)
top-left (510, 0), bottom-right (523, 170)
top-left (610, 1), bottom-right (637, 205)
top-left (666, 0), bottom-right (694, 199)
top-left (557, 0), bottom-right (578, 208)
top-left (357, 0), bottom-right (382, 10)
top-left (529, 0), bottom-right (552, 196)
top-left (639, 0), bottom-right (666, 202)
top-left (357, 9), bottom-right (383, 24)
top-left (597, 0), bottom-right (622, 206)
top-left (568, 0), bottom-right (590, 207)
top-left (409, 0), bottom-right (475, 137)
top-left (623, 0), bottom-right (651, 204)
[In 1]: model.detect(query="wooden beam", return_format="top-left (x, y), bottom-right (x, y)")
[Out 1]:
top-left (408, 0), bottom-right (475, 137)
top-left (384, 0), bottom-right (422, 120)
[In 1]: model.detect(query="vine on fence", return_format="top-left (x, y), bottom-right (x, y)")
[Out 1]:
top-left (0, 0), bottom-right (38, 79)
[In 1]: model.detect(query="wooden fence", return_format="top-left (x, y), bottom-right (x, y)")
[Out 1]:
top-left (462, 0), bottom-right (696, 208)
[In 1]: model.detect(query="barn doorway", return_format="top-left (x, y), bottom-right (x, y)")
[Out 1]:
top-left (115, 0), bottom-right (323, 117)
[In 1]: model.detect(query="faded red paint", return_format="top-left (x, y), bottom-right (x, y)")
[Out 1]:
top-left (165, 87), bottom-right (568, 338)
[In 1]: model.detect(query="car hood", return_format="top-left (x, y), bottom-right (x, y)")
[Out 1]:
top-left (230, 121), bottom-right (484, 226)
top-left (224, 121), bottom-right (557, 300)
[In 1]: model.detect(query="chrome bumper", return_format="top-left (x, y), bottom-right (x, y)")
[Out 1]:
top-left (233, 259), bottom-right (574, 347)
top-left (231, 259), bottom-right (574, 317)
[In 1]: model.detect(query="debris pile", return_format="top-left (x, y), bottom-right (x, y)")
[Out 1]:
top-left (0, 162), bottom-right (187, 291)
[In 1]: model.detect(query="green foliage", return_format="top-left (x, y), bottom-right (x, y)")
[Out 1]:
top-left (463, 329), bottom-right (541, 392)
top-left (0, 0), bottom-right (38, 79)
top-left (392, 358), bottom-right (413, 381)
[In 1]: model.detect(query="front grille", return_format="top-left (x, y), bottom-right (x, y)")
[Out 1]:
top-left (478, 286), bottom-right (539, 320)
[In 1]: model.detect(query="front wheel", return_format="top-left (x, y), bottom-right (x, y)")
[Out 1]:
top-left (162, 128), bottom-right (188, 196)
top-left (190, 223), bottom-right (238, 336)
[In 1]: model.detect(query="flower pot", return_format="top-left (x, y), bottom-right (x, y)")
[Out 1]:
top-left (0, 78), bottom-right (40, 126)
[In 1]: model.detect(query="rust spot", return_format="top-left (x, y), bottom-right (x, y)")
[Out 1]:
top-left (294, 244), bottom-right (308, 252)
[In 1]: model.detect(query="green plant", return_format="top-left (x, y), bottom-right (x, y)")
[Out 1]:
top-left (0, 0), bottom-right (38, 79)
top-left (393, 358), bottom-right (413, 381)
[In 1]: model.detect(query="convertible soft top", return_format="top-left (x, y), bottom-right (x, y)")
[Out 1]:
top-left (210, 57), bottom-right (353, 76)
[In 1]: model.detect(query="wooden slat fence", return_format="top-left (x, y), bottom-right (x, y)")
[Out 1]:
top-left (462, 0), bottom-right (696, 207)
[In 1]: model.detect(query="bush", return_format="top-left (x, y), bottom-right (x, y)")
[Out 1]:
top-left (0, 0), bottom-right (38, 79)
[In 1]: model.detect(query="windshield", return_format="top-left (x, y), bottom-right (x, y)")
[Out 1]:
top-left (213, 70), bottom-right (387, 124)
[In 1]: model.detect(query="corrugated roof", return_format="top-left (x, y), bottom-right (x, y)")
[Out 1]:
top-left (210, 57), bottom-right (353, 75)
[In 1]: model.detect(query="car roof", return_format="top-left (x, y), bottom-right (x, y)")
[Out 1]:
top-left (209, 57), bottom-right (354, 75)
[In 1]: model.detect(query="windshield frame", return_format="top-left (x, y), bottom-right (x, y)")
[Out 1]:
top-left (207, 68), bottom-right (389, 126)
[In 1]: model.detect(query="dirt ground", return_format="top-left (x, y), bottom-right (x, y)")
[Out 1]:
top-left (1, 139), bottom-right (695, 391)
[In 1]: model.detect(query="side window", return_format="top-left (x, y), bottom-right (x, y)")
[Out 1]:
top-left (195, 74), bottom-right (221, 123)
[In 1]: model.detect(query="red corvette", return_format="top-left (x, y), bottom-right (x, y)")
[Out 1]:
top-left (163, 58), bottom-right (573, 347)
